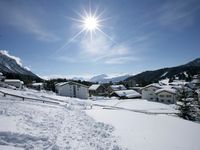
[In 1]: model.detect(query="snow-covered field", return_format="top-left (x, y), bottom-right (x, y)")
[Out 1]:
top-left (0, 88), bottom-right (122, 150)
top-left (0, 87), bottom-right (200, 150)
top-left (86, 100), bottom-right (200, 150)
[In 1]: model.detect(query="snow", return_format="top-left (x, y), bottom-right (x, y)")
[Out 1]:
top-left (142, 83), bottom-right (162, 89)
top-left (112, 90), bottom-right (141, 98)
top-left (159, 78), bottom-right (169, 85)
top-left (155, 88), bottom-right (176, 94)
top-left (1, 87), bottom-right (200, 150)
top-left (89, 99), bottom-right (178, 114)
top-left (110, 85), bottom-right (127, 91)
top-left (160, 71), bottom-right (168, 78)
top-left (0, 90), bottom-right (123, 149)
top-left (86, 103), bottom-right (200, 150)
top-left (89, 84), bottom-right (101, 90)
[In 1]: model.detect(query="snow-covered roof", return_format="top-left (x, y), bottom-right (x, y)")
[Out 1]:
top-left (32, 83), bottom-right (43, 86)
top-left (155, 88), bottom-right (176, 95)
top-left (110, 85), bottom-right (127, 91)
top-left (4, 79), bottom-right (24, 84)
top-left (89, 84), bottom-right (101, 90)
top-left (55, 81), bottom-right (89, 88)
top-left (113, 90), bottom-right (141, 98)
top-left (142, 83), bottom-right (162, 90)
top-left (169, 80), bottom-right (188, 86)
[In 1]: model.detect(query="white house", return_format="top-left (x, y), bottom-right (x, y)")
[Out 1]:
top-left (111, 89), bottom-right (141, 99)
top-left (4, 79), bottom-right (24, 89)
top-left (141, 83), bottom-right (162, 101)
top-left (155, 88), bottom-right (177, 104)
top-left (55, 81), bottom-right (89, 99)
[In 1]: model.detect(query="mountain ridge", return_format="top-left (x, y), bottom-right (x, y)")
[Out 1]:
top-left (125, 58), bottom-right (200, 86)
top-left (0, 51), bottom-right (41, 83)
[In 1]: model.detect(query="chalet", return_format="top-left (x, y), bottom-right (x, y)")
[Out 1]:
top-left (107, 84), bottom-right (127, 93)
top-left (4, 79), bottom-right (24, 89)
top-left (55, 81), bottom-right (89, 99)
top-left (111, 89), bottom-right (141, 99)
top-left (88, 84), bottom-right (107, 97)
top-left (141, 83), bottom-right (162, 101)
top-left (155, 88), bottom-right (177, 104)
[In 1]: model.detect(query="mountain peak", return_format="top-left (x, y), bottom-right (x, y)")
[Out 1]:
top-left (0, 50), bottom-right (41, 83)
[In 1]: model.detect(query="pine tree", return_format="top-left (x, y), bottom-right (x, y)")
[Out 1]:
top-left (178, 88), bottom-right (200, 121)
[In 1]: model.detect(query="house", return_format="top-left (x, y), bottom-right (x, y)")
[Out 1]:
top-left (30, 82), bottom-right (44, 91)
top-left (155, 88), bottom-right (177, 104)
top-left (88, 84), bottom-right (107, 96)
top-left (4, 79), bottom-right (24, 89)
top-left (107, 84), bottom-right (127, 93)
top-left (55, 81), bottom-right (89, 99)
top-left (141, 83), bottom-right (162, 101)
top-left (111, 89), bottom-right (141, 99)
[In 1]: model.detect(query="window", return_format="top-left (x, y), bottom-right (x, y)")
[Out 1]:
top-left (167, 100), bottom-right (171, 103)
top-left (166, 95), bottom-right (172, 98)
top-left (161, 99), bottom-right (164, 102)
top-left (160, 94), bottom-right (164, 97)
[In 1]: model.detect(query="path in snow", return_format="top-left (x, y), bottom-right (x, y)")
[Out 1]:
top-left (0, 99), bottom-right (123, 150)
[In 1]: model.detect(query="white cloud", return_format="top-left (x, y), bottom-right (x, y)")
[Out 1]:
top-left (0, 50), bottom-right (22, 66)
top-left (78, 33), bottom-right (134, 64)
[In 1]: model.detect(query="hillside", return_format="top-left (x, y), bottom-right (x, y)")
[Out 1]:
top-left (125, 58), bottom-right (200, 86)
top-left (0, 51), bottom-right (42, 83)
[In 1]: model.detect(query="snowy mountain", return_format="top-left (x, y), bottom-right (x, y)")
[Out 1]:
top-left (126, 58), bottom-right (200, 86)
top-left (90, 74), bottom-right (131, 83)
top-left (0, 50), bottom-right (41, 82)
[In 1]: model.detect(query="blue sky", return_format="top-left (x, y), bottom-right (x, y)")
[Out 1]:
top-left (0, 0), bottom-right (200, 79)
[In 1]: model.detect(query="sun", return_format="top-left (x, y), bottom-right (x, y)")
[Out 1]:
top-left (83, 16), bottom-right (99, 31)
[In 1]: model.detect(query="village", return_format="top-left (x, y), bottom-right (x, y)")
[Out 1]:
top-left (1, 71), bottom-right (200, 105)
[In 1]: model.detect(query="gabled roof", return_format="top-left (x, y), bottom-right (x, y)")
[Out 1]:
top-left (89, 84), bottom-right (101, 90)
top-left (55, 81), bottom-right (89, 88)
top-left (155, 88), bottom-right (176, 95)
top-left (142, 83), bottom-right (162, 90)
